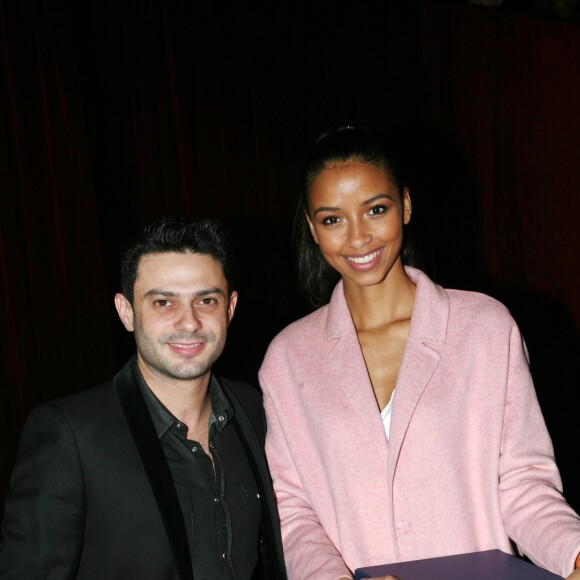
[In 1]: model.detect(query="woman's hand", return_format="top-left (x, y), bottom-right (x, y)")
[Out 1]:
top-left (567, 569), bottom-right (580, 579)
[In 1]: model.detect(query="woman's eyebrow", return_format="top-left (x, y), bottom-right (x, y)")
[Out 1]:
top-left (361, 193), bottom-right (392, 205)
top-left (313, 193), bottom-right (393, 215)
top-left (313, 205), bottom-right (340, 216)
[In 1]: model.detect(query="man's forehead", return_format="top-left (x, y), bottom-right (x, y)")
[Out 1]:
top-left (138, 251), bottom-right (219, 268)
top-left (135, 252), bottom-right (225, 284)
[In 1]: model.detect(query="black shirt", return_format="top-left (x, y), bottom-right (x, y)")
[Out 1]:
top-left (138, 371), bottom-right (262, 580)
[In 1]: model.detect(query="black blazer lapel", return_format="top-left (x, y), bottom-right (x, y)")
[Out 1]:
top-left (114, 358), bottom-right (194, 580)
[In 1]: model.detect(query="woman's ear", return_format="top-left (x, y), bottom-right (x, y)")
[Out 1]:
top-left (403, 187), bottom-right (412, 225)
top-left (305, 211), bottom-right (319, 245)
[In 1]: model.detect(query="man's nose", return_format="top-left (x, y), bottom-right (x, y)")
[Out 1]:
top-left (175, 306), bottom-right (201, 332)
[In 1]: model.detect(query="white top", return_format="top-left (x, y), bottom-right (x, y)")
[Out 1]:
top-left (380, 388), bottom-right (396, 439)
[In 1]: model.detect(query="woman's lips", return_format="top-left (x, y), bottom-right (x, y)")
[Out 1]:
top-left (343, 247), bottom-right (384, 271)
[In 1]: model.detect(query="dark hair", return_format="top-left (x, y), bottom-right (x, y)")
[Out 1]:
top-left (295, 125), bottom-right (415, 308)
top-left (120, 216), bottom-right (235, 303)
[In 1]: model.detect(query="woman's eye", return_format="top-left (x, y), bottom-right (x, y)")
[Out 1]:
top-left (369, 204), bottom-right (387, 216)
top-left (321, 215), bottom-right (339, 226)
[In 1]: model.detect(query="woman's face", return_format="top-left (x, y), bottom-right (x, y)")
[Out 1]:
top-left (306, 159), bottom-right (411, 290)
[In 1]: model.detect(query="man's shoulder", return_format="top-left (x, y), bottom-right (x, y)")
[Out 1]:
top-left (33, 358), bottom-right (137, 419)
top-left (28, 378), bottom-right (118, 424)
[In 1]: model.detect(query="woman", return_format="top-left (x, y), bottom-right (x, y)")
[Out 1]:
top-left (258, 126), bottom-right (580, 580)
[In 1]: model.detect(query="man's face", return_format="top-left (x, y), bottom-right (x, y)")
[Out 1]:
top-left (115, 252), bottom-right (237, 387)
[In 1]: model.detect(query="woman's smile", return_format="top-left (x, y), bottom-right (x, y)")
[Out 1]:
top-left (306, 160), bottom-right (411, 290)
top-left (343, 247), bottom-right (384, 269)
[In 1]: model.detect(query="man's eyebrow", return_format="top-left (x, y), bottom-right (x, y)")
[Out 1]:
top-left (142, 287), bottom-right (225, 299)
top-left (143, 290), bottom-right (178, 299)
top-left (196, 287), bottom-right (225, 298)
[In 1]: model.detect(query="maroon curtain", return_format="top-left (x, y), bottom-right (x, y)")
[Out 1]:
top-left (0, 0), bottom-right (115, 507)
top-left (425, 0), bottom-right (580, 327)
top-left (424, 0), bottom-right (580, 511)
top-left (120, 1), bottom-right (429, 220)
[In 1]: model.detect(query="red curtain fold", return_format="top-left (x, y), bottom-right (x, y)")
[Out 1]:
top-left (425, 0), bottom-right (580, 327)
top-left (0, 0), bottom-right (115, 513)
top-left (424, 0), bottom-right (580, 511)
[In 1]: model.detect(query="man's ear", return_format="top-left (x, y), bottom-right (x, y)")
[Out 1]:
top-left (114, 293), bottom-right (135, 332)
top-left (305, 211), bottom-right (319, 245)
top-left (226, 291), bottom-right (238, 326)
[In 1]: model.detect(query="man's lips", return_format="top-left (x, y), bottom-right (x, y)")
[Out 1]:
top-left (167, 342), bottom-right (205, 356)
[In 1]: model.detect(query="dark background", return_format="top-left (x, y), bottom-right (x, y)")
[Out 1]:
top-left (1, 0), bottom-right (579, 525)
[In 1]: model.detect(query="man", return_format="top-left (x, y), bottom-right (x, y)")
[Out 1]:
top-left (0, 216), bottom-right (287, 579)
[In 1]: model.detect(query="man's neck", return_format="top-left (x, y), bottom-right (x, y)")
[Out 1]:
top-left (137, 358), bottom-right (212, 433)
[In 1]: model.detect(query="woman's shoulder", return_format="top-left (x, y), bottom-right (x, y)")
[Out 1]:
top-left (411, 267), bottom-right (515, 326)
top-left (272, 304), bottom-right (330, 342)
top-left (262, 304), bottom-right (332, 364)
top-left (447, 287), bottom-right (511, 314)
top-left (445, 286), bottom-right (517, 330)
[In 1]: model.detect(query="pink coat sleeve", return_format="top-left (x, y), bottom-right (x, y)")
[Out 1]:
top-left (499, 324), bottom-right (580, 577)
top-left (261, 377), bottom-right (353, 580)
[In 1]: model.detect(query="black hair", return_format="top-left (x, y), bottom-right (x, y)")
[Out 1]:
top-left (120, 216), bottom-right (235, 303)
top-left (295, 125), bottom-right (416, 308)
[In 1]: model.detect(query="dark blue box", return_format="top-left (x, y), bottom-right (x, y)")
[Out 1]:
top-left (354, 549), bottom-right (562, 579)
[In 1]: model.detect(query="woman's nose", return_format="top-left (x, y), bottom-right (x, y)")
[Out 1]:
top-left (346, 221), bottom-right (371, 249)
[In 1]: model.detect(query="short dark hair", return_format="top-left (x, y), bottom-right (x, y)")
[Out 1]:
top-left (295, 125), bottom-right (415, 308)
top-left (120, 216), bottom-right (235, 303)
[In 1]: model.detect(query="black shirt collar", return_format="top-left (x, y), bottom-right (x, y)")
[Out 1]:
top-left (135, 365), bottom-right (233, 439)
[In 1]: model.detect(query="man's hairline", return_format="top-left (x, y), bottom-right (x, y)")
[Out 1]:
top-left (126, 249), bottom-right (231, 304)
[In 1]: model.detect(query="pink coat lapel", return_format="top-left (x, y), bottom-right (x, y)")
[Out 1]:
top-left (324, 282), bottom-right (391, 469)
top-left (387, 267), bottom-right (449, 483)
top-left (322, 268), bottom-right (450, 480)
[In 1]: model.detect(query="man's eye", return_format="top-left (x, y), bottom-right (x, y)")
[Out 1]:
top-left (154, 300), bottom-right (171, 308)
top-left (199, 297), bottom-right (217, 306)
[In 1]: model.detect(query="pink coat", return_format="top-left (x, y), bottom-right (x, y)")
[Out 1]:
top-left (259, 267), bottom-right (580, 579)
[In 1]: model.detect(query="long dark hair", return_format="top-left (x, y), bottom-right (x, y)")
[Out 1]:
top-left (295, 125), bottom-right (417, 308)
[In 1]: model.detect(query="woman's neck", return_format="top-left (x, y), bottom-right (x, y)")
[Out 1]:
top-left (344, 262), bottom-right (416, 331)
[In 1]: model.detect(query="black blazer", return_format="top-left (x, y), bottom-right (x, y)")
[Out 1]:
top-left (0, 357), bottom-right (287, 580)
